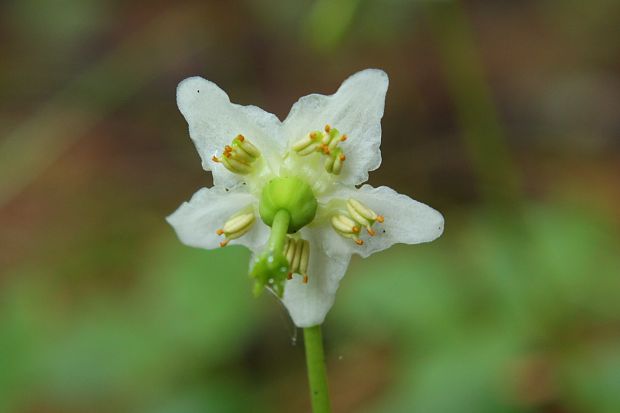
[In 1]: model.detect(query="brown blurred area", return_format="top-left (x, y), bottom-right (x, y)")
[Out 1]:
top-left (1, 1), bottom-right (619, 412)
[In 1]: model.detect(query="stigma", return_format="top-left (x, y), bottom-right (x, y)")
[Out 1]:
top-left (292, 125), bottom-right (348, 175)
top-left (284, 237), bottom-right (310, 284)
top-left (216, 210), bottom-right (256, 247)
top-left (331, 199), bottom-right (384, 245)
top-left (212, 134), bottom-right (261, 174)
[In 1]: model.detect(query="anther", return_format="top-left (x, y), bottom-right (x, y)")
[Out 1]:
top-left (332, 199), bottom-right (384, 245)
top-left (340, 135), bottom-right (347, 141)
top-left (217, 211), bottom-right (256, 246)
top-left (236, 134), bottom-right (245, 142)
top-left (339, 154), bottom-right (346, 161)
top-left (283, 237), bottom-right (311, 285)
top-left (324, 124), bottom-right (331, 133)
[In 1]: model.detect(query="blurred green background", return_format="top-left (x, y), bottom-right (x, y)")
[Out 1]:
top-left (1, 0), bottom-right (619, 412)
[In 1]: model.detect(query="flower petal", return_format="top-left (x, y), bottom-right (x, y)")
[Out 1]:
top-left (282, 69), bottom-right (389, 185)
top-left (321, 184), bottom-right (444, 258)
top-left (166, 185), bottom-right (269, 251)
top-left (177, 76), bottom-right (283, 187)
top-left (281, 228), bottom-right (351, 327)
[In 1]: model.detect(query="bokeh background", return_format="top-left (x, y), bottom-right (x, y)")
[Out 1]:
top-left (1, 0), bottom-right (619, 412)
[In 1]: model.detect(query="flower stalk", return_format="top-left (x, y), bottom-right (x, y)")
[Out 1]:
top-left (304, 325), bottom-right (332, 413)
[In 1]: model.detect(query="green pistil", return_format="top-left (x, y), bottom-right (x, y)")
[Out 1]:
top-left (250, 209), bottom-right (291, 297)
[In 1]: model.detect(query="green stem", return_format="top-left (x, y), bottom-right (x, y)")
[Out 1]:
top-left (269, 209), bottom-right (290, 253)
top-left (304, 325), bottom-right (332, 413)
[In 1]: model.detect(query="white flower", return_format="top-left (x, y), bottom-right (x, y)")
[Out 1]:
top-left (167, 69), bottom-right (444, 327)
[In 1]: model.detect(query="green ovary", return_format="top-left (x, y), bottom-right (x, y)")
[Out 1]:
top-left (258, 176), bottom-right (318, 232)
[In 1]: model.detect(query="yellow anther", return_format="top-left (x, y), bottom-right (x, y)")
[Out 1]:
top-left (221, 156), bottom-right (252, 174)
top-left (348, 199), bottom-right (378, 221)
top-left (303, 275), bottom-right (309, 284)
top-left (223, 212), bottom-right (255, 235)
top-left (332, 153), bottom-right (344, 175)
top-left (217, 210), bottom-right (256, 246)
top-left (324, 155), bottom-right (336, 173)
top-left (376, 215), bottom-right (384, 223)
top-left (213, 135), bottom-right (261, 174)
top-left (292, 126), bottom-right (348, 175)
top-left (284, 237), bottom-right (311, 285)
top-left (332, 199), bottom-right (384, 246)
top-left (299, 240), bottom-right (309, 275)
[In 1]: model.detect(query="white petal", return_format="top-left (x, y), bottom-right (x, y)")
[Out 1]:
top-left (177, 77), bottom-right (283, 187)
top-left (282, 69), bottom-right (389, 186)
top-left (166, 185), bottom-right (269, 251)
top-left (321, 184), bottom-right (444, 258)
top-left (281, 228), bottom-right (351, 327)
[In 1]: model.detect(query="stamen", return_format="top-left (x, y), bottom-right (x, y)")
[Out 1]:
top-left (216, 211), bottom-right (256, 246)
top-left (283, 237), bottom-right (311, 285)
top-left (291, 126), bottom-right (348, 175)
top-left (291, 240), bottom-right (302, 273)
top-left (212, 135), bottom-right (261, 174)
top-left (331, 199), bottom-right (384, 245)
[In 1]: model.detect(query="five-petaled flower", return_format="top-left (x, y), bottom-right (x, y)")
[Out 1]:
top-left (167, 69), bottom-right (444, 327)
